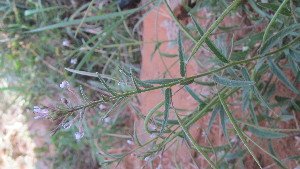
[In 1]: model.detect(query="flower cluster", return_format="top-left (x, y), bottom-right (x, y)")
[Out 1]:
top-left (33, 106), bottom-right (50, 119)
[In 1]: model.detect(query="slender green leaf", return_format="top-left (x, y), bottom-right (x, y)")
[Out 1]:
top-left (174, 111), bottom-right (217, 169)
top-left (159, 51), bottom-right (177, 58)
top-left (185, 86), bottom-right (205, 104)
top-left (133, 121), bottom-right (143, 146)
top-left (161, 88), bottom-right (171, 133)
top-left (143, 78), bottom-right (181, 85)
top-left (220, 107), bottom-right (231, 146)
top-left (214, 74), bottom-right (255, 87)
top-left (65, 68), bottom-right (119, 81)
top-left (260, 24), bottom-right (300, 55)
top-left (242, 86), bottom-right (250, 114)
top-left (268, 59), bottom-right (299, 94)
top-left (258, 3), bottom-right (291, 16)
top-left (289, 49), bottom-right (300, 62)
top-left (102, 97), bottom-right (126, 118)
top-left (207, 105), bottom-right (221, 134)
top-left (191, 15), bottom-right (229, 63)
top-left (218, 93), bottom-right (262, 168)
top-left (267, 140), bottom-right (287, 169)
top-left (248, 102), bottom-right (259, 125)
top-left (261, 0), bottom-right (290, 44)
top-left (241, 68), bottom-right (270, 109)
top-left (248, 127), bottom-right (288, 139)
top-left (26, 2), bottom-right (151, 32)
top-left (144, 100), bottom-right (165, 134)
top-left (178, 31), bottom-right (186, 77)
top-left (130, 69), bottom-right (141, 92)
top-left (96, 72), bottom-right (118, 96)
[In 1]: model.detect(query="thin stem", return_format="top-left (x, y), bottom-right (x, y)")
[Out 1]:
top-left (189, 0), bottom-right (242, 61)
top-left (70, 55), bottom-right (261, 112)
top-left (262, 0), bottom-right (290, 44)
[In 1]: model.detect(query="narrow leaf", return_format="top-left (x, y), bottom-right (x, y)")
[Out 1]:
top-left (174, 111), bottom-right (217, 168)
top-left (191, 15), bottom-right (229, 63)
top-left (248, 102), bottom-right (259, 125)
top-left (248, 127), bottom-right (288, 139)
top-left (220, 107), bottom-right (231, 146)
top-left (267, 140), bottom-right (287, 169)
top-left (102, 97), bottom-right (126, 118)
top-left (260, 24), bottom-right (300, 55)
top-left (185, 86), bottom-right (205, 104)
top-left (161, 88), bottom-right (172, 133)
top-left (207, 105), bottom-right (220, 134)
top-left (96, 72), bottom-right (118, 96)
top-left (65, 68), bottom-right (119, 81)
top-left (143, 78), bottom-right (181, 85)
top-left (178, 31), bottom-right (186, 77)
top-left (214, 74), bottom-right (255, 87)
top-left (218, 93), bottom-right (262, 168)
top-left (242, 68), bottom-right (271, 109)
top-left (258, 3), bottom-right (291, 16)
top-left (130, 69), bottom-right (141, 92)
top-left (268, 59), bottom-right (299, 94)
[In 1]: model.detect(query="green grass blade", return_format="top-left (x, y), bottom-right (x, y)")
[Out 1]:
top-left (174, 110), bottom-right (217, 169)
top-left (26, 2), bottom-right (151, 32)
top-left (178, 31), bottom-right (186, 77)
top-left (268, 58), bottom-right (299, 94)
top-left (74, 0), bottom-right (95, 37)
top-left (214, 74), bottom-right (255, 87)
top-left (102, 97), bottom-right (126, 119)
top-left (191, 15), bottom-right (229, 63)
top-left (218, 93), bottom-right (262, 169)
top-left (161, 88), bottom-right (171, 134)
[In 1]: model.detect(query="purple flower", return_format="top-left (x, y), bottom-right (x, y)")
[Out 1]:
top-left (74, 131), bottom-right (84, 140)
top-left (33, 106), bottom-right (49, 119)
top-left (59, 81), bottom-right (69, 89)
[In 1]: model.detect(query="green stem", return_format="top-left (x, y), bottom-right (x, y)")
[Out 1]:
top-left (262, 0), bottom-right (290, 44)
top-left (189, 0), bottom-right (242, 61)
top-left (70, 55), bottom-right (261, 112)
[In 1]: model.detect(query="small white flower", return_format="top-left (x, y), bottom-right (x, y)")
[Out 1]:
top-left (231, 137), bottom-right (238, 143)
top-left (156, 164), bottom-right (162, 169)
top-left (127, 140), bottom-right (134, 145)
top-left (99, 104), bottom-right (106, 110)
top-left (74, 131), bottom-right (84, 140)
top-left (104, 117), bottom-right (111, 123)
top-left (59, 81), bottom-right (69, 89)
top-left (33, 106), bottom-right (49, 114)
top-left (201, 131), bottom-right (207, 137)
top-left (150, 134), bottom-right (156, 138)
top-left (62, 40), bottom-right (70, 47)
top-left (242, 46), bottom-right (249, 51)
top-left (144, 156), bottom-right (150, 161)
top-left (70, 58), bottom-right (77, 65)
